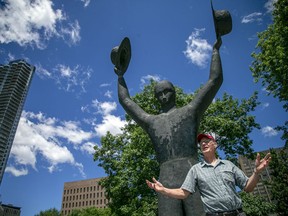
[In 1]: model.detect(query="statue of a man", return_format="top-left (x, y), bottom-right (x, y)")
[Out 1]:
top-left (110, 4), bottom-right (231, 215)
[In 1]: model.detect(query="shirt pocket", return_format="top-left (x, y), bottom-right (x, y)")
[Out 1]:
top-left (220, 170), bottom-right (235, 184)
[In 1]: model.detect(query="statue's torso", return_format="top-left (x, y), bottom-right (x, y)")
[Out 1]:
top-left (146, 106), bottom-right (199, 164)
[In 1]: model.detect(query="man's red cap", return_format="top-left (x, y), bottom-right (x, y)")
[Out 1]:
top-left (197, 134), bottom-right (215, 143)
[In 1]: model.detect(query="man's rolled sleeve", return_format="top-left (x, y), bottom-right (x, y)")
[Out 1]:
top-left (181, 166), bottom-right (197, 193)
top-left (232, 162), bottom-right (249, 190)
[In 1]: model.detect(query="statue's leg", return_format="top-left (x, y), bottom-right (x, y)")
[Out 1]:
top-left (158, 193), bottom-right (184, 216)
top-left (183, 190), bottom-right (205, 216)
top-left (159, 158), bottom-right (205, 216)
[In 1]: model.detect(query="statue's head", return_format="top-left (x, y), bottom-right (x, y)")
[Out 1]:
top-left (154, 80), bottom-right (176, 107)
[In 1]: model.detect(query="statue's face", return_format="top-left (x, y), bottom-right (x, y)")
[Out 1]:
top-left (154, 81), bottom-right (175, 106)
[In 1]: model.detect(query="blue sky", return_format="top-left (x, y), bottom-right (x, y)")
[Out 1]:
top-left (0, 0), bottom-right (285, 215)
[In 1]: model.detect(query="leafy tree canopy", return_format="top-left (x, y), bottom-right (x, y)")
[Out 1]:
top-left (240, 192), bottom-right (275, 216)
top-left (250, 0), bottom-right (288, 145)
top-left (250, 0), bottom-right (288, 111)
top-left (34, 208), bottom-right (60, 216)
top-left (266, 148), bottom-right (288, 215)
top-left (68, 207), bottom-right (111, 216)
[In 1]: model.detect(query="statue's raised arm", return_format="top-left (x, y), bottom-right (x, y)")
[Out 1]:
top-left (189, 4), bottom-right (232, 118)
top-left (111, 38), bottom-right (150, 129)
top-left (190, 35), bottom-right (223, 117)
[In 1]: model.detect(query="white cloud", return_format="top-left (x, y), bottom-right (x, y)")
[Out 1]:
top-left (36, 64), bottom-right (52, 78)
top-left (92, 100), bottom-right (117, 115)
top-left (91, 100), bottom-right (126, 136)
top-left (6, 98), bottom-right (126, 177)
top-left (5, 166), bottom-right (28, 177)
top-left (262, 87), bottom-right (271, 93)
top-left (7, 111), bottom-right (94, 177)
top-left (55, 64), bottom-right (92, 93)
top-left (94, 114), bottom-right (125, 137)
top-left (183, 28), bottom-right (212, 68)
top-left (265, 0), bottom-right (277, 14)
top-left (60, 20), bottom-right (81, 46)
top-left (100, 83), bottom-right (111, 88)
top-left (140, 74), bottom-right (161, 88)
top-left (104, 90), bottom-right (113, 99)
top-left (0, 0), bottom-right (80, 49)
top-left (10, 144), bottom-right (37, 169)
top-left (261, 102), bottom-right (270, 110)
top-left (81, 0), bottom-right (91, 7)
top-left (261, 126), bottom-right (278, 137)
top-left (35, 63), bottom-right (92, 94)
top-left (241, 12), bottom-right (263, 24)
top-left (80, 142), bottom-right (96, 155)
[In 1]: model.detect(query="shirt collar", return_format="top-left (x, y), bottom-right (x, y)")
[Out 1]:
top-left (200, 159), bottom-right (224, 167)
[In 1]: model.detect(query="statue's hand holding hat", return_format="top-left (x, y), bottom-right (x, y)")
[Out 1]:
top-left (111, 37), bottom-right (131, 76)
top-left (211, 0), bottom-right (232, 37)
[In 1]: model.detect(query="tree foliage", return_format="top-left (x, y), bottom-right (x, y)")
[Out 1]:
top-left (250, 0), bottom-right (288, 145)
top-left (250, 0), bottom-right (288, 110)
top-left (68, 207), bottom-right (111, 216)
top-left (240, 192), bottom-right (275, 216)
top-left (34, 208), bottom-right (60, 216)
top-left (266, 148), bottom-right (288, 215)
top-left (94, 81), bottom-right (260, 215)
top-left (200, 91), bottom-right (259, 163)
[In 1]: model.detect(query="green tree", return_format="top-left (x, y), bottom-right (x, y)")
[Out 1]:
top-left (34, 208), bottom-right (60, 216)
top-left (199, 91), bottom-right (259, 163)
top-left (240, 192), bottom-right (275, 216)
top-left (266, 148), bottom-right (288, 215)
top-left (94, 81), bottom-right (260, 215)
top-left (68, 207), bottom-right (111, 216)
top-left (250, 0), bottom-right (288, 145)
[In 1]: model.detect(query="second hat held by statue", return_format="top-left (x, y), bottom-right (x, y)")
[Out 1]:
top-left (111, 37), bottom-right (131, 73)
top-left (211, 0), bottom-right (232, 37)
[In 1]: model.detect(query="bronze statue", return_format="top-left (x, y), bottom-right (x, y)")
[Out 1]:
top-left (111, 3), bottom-right (232, 215)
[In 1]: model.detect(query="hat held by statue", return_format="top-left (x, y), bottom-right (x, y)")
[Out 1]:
top-left (211, 0), bottom-right (232, 37)
top-left (111, 37), bottom-right (131, 73)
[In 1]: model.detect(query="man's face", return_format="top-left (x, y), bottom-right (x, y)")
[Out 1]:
top-left (154, 82), bottom-right (175, 105)
top-left (199, 138), bottom-right (216, 154)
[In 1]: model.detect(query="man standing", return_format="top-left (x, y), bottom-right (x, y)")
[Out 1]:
top-left (146, 134), bottom-right (272, 216)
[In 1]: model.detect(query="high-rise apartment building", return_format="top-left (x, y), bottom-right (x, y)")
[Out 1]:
top-left (238, 148), bottom-right (281, 203)
top-left (61, 177), bottom-right (109, 215)
top-left (0, 60), bottom-right (35, 185)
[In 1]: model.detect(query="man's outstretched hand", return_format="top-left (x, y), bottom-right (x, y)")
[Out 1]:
top-left (146, 177), bottom-right (164, 193)
top-left (254, 152), bottom-right (272, 174)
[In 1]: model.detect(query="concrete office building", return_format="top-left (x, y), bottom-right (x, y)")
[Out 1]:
top-left (61, 177), bottom-right (109, 215)
top-left (0, 60), bottom-right (35, 185)
top-left (0, 204), bottom-right (21, 216)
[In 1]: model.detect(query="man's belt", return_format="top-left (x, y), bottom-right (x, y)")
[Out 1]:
top-left (206, 208), bottom-right (243, 216)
